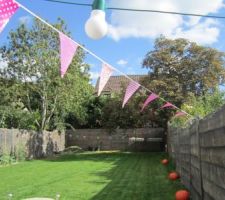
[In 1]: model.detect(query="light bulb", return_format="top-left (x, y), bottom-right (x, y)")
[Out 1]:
top-left (85, 10), bottom-right (108, 40)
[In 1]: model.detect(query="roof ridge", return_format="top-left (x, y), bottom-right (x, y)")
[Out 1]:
top-left (110, 74), bottom-right (147, 77)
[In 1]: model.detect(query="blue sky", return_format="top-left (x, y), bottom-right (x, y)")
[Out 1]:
top-left (1, 0), bottom-right (225, 85)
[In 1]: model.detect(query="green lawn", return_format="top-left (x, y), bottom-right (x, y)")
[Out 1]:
top-left (0, 152), bottom-right (184, 200)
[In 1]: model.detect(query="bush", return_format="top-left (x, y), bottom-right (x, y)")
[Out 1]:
top-left (0, 144), bottom-right (27, 166)
top-left (15, 144), bottom-right (26, 162)
top-left (0, 152), bottom-right (15, 166)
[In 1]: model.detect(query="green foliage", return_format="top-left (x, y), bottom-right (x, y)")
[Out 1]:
top-left (0, 105), bottom-right (38, 129)
top-left (82, 96), bottom-right (108, 128)
top-left (0, 18), bottom-right (92, 131)
top-left (184, 89), bottom-right (225, 117)
top-left (171, 88), bottom-right (225, 127)
top-left (101, 94), bottom-right (171, 129)
top-left (72, 91), bottom-right (174, 129)
top-left (141, 36), bottom-right (225, 127)
top-left (0, 152), bottom-right (15, 166)
top-left (0, 143), bottom-right (26, 166)
top-left (15, 144), bottom-right (26, 162)
top-left (142, 36), bottom-right (225, 106)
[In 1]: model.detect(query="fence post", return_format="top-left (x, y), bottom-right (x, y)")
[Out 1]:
top-left (197, 119), bottom-right (204, 200)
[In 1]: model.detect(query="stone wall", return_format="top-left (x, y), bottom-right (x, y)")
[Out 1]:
top-left (66, 128), bottom-right (165, 152)
top-left (0, 129), bottom-right (65, 158)
top-left (168, 104), bottom-right (225, 200)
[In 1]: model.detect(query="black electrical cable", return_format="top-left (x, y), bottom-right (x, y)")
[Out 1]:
top-left (43, 0), bottom-right (91, 7)
top-left (43, 0), bottom-right (225, 19)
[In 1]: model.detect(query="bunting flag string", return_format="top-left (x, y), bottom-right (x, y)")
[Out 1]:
top-left (98, 63), bottom-right (114, 96)
top-left (6, 1), bottom-right (192, 118)
top-left (59, 32), bottom-right (79, 78)
top-left (0, 0), bottom-right (19, 33)
top-left (141, 93), bottom-right (158, 112)
top-left (122, 81), bottom-right (140, 108)
top-left (161, 102), bottom-right (176, 109)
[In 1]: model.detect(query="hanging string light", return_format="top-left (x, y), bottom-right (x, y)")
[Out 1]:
top-left (85, 0), bottom-right (108, 40)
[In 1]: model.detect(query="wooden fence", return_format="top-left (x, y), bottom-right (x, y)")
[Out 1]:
top-left (168, 104), bottom-right (225, 200)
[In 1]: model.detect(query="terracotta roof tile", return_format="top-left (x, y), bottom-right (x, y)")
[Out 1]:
top-left (95, 75), bottom-right (147, 94)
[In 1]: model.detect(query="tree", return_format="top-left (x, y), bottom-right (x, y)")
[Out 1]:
top-left (64, 96), bottom-right (107, 129)
top-left (0, 18), bottom-right (92, 132)
top-left (142, 36), bottom-right (225, 107)
top-left (101, 93), bottom-right (165, 129)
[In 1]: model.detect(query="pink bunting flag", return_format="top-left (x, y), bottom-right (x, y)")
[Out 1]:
top-left (161, 102), bottom-right (176, 109)
top-left (122, 81), bottom-right (140, 108)
top-left (98, 63), bottom-right (114, 96)
top-left (174, 112), bottom-right (186, 117)
top-left (60, 32), bottom-right (79, 78)
top-left (141, 93), bottom-right (158, 112)
top-left (0, 0), bottom-right (19, 33)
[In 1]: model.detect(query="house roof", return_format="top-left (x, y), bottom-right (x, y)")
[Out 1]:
top-left (95, 75), bottom-right (147, 94)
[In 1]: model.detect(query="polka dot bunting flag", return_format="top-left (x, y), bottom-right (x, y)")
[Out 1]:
top-left (0, 0), bottom-right (19, 33)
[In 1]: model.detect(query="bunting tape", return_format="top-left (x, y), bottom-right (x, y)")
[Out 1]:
top-left (9, 1), bottom-right (193, 118)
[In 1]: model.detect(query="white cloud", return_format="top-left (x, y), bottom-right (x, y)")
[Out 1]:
top-left (117, 59), bottom-right (128, 66)
top-left (19, 16), bottom-right (31, 25)
top-left (107, 0), bottom-right (224, 44)
top-left (172, 19), bottom-right (220, 44)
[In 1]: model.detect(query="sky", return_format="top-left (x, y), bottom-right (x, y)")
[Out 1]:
top-left (1, 0), bottom-right (225, 85)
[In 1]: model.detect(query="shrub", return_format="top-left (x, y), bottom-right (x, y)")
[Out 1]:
top-left (0, 152), bottom-right (15, 166)
top-left (15, 144), bottom-right (26, 162)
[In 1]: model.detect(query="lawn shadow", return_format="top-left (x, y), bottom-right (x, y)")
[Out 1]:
top-left (43, 151), bottom-right (183, 200)
top-left (87, 152), bottom-right (183, 200)
top-left (44, 151), bottom-right (124, 163)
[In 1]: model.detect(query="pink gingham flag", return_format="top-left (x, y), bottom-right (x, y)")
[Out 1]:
top-left (0, 0), bottom-right (19, 33)
top-left (161, 102), bottom-right (176, 109)
top-left (122, 80), bottom-right (140, 108)
top-left (98, 63), bottom-right (114, 96)
top-left (174, 111), bottom-right (186, 117)
top-left (60, 32), bottom-right (79, 78)
top-left (141, 93), bottom-right (158, 112)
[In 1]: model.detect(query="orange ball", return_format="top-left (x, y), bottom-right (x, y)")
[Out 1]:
top-left (161, 159), bottom-right (169, 165)
top-left (175, 190), bottom-right (190, 200)
top-left (168, 172), bottom-right (179, 180)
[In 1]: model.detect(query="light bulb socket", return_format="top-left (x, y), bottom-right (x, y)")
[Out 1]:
top-left (92, 0), bottom-right (106, 11)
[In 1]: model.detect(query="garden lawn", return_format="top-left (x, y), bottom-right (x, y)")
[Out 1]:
top-left (0, 152), bottom-right (184, 200)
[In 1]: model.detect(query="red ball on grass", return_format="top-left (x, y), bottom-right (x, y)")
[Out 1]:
top-left (161, 159), bottom-right (169, 165)
top-left (175, 190), bottom-right (190, 200)
top-left (168, 172), bottom-right (179, 180)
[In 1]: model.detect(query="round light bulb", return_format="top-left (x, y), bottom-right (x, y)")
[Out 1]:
top-left (85, 10), bottom-right (108, 40)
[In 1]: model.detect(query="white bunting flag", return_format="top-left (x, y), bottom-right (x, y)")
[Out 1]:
top-left (98, 63), bottom-right (114, 96)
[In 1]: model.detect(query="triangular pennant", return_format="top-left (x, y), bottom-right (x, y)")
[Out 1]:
top-left (141, 93), bottom-right (158, 112)
top-left (0, 0), bottom-right (19, 33)
top-left (98, 63), bottom-right (114, 96)
top-left (174, 111), bottom-right (186, 117)
top-left (59, 32), bottom-right (79, 78)
top-left (161, 102), bottom-right (176, 109)
top-left (122, 81), bottom-right (140, 108)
